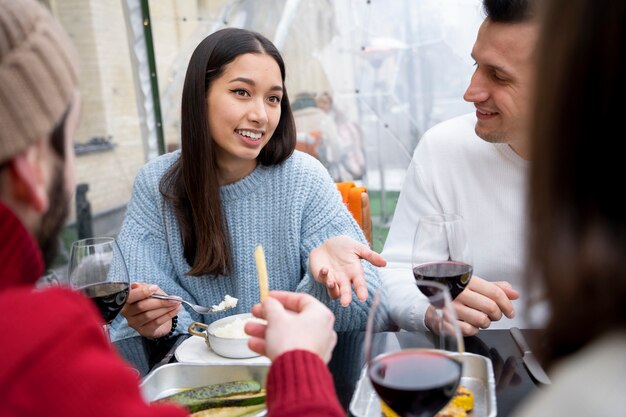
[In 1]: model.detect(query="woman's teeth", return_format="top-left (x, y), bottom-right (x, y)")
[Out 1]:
top-left (237, 129), bottom-right (262, 140)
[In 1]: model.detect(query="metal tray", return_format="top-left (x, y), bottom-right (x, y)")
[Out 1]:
top-left (140, 363), bottom-right (270, 402)
top-left (349, 352), bottom-right (497, 417)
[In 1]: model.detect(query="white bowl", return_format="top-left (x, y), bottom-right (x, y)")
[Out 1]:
top-left (188, 313), bottom-right (260, 359)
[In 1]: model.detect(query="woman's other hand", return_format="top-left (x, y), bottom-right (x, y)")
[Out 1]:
top-left (309, 235), bottom-right (386, 306)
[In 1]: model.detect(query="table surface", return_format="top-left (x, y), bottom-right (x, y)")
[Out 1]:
top-left (115, 329), bottom-right (540, 417)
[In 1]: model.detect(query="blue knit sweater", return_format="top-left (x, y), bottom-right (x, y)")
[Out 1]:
top-left (110, 150), bottom-right (382, 341)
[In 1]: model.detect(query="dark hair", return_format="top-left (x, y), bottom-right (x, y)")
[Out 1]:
top-left (528, 0), bottom-right (626, 367)
top-left (50, 105), bottom-right (70, 161)
top-left (483, 0), bottom-right (536, 23)
top-left (160, 28), bottom-right (296, 276)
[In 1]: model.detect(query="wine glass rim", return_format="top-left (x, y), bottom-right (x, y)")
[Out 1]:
top-left (372, 347), bottom-right (460, 361)
top-left (72, 236), bottom-right (116, 247)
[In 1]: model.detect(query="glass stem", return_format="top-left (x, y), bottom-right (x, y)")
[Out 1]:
top-left (103, 323), bottom-right (111, 343)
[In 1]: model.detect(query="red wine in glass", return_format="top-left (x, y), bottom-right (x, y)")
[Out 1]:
top-left (413, 261), bottom-right (473, 300)
top-left (368, 349), bottom-right (462, 417)
top-left (68, 237), bottom-right (130, 341)
top-left (79, 281), bottom-right (130, 324)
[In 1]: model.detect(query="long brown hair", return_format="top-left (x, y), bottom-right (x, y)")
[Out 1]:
top-left (529, 0), bottom-right (626, 366)
top-left (160, 28), bottom-right (296, 276)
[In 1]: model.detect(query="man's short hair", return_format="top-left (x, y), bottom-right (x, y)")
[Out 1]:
top-left (483, 0), bottom-right (536, 23)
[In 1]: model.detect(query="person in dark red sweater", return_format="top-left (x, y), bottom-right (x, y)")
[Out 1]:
top-left (0, 1), bottom-right (185, 416)
top-left (245, 291), bottom-right (346, 417)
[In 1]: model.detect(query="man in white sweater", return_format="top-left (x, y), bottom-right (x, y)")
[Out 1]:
top-left (382, 0), bottom-right (542, 335)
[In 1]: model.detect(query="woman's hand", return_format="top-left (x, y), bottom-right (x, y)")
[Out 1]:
top-left (121, 282), bottom-right (181, 339)
top-left (309, 235), bottom-right (387, 306)
top-left (245, 291), bottom-right (337, 363)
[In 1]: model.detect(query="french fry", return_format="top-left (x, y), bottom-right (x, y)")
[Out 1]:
top-left (254, 245), bottom-right (269, 302)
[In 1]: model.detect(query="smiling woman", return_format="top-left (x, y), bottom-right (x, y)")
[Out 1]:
top-left (109, 28), bottom-right (386, 343)
top-left (207, 52), bottom-right (284, 183)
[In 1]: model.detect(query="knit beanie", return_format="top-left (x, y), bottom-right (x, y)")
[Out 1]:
top-left (0, 0), bottom-right (79, 164)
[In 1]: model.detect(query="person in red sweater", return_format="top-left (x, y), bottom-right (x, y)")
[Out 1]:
top-left (0, 1), bottom-right (184, 416)
top-left (245, 291), bottom-right (346, 417)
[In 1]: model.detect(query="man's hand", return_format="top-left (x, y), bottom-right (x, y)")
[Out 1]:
top-left (244, 291), bottom-right (337, 363)
top-left (309, 235), bottom-right (386, 306)
top-left (425, 276), bottom-right (519, 336)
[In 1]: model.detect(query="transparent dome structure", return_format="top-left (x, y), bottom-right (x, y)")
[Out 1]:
top-left (149, 0), bottom-right (484, 249)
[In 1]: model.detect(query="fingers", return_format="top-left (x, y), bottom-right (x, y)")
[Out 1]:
top-left (490, 286), bottom-right (516, 319)
top-left (251, 302), bottom-right (264, 320)
top-left (132, 304), bottom-right (180, 338)
top-left (494, 281), bottom-right (520, 301)
top-left (464, 277), bottom-right (516, 320)
top-left (353, 275), bottom-right (368, 302)
top-left (315, 267), bottom-right (340, 300)
top-left (126, 282), bottom-right (158, 304)
top-left (458, 321), bottom-right (480, 337)
top-left (131, 303), bottom-right (180, 327)
top-left (247, 337), bottom-right (267, 357)
top-left (454, 295), bottom-right (494, 328)
top-left (353, 244), bottom-right (387, 267)
top-left (266, 291), bottom-right (319, 313)
top-left (262, 296), bottom-right (288, 323)
top-left (319, 268), bottom-right (341, 300)
top-left (244, 321), bottom-right (267, 339)
top-left (320, 268), bottom-right (368, 305)
top-left (339, 280), bottom-right (353, 307)
top-left (122, 283), bottom-right (182, 338)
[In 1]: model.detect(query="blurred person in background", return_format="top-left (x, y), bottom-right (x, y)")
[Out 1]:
top-left (382, 0), bottom-right (538, 336)
top-left (0, 0), bottom-right (185, 415)
top-left (513, 0), bottom-right (626, 415)
top-left (112, 28), bottom-right (386, 344)
top-left (316, 92), bottom-right (366, 181)
top-left (292, 91), bottom-right (344, 179)
top-left (291, 92), bottom-right (327, 160)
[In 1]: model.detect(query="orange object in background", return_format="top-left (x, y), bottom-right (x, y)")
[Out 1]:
top-left (295, 129), bottom-right (321, 159)
top-left (336, 182), bottom-right (372, 246)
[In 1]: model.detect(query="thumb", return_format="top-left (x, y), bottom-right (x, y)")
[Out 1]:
top-left (354, 245), bottom-right (387, 267)
top-left (262, 296), bottom-right (286, 321)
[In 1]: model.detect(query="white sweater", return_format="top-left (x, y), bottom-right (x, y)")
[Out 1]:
top-left (381, 113), bottom-right (540, 330)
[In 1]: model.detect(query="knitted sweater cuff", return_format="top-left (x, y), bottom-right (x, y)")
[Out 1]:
top-left (266, 350), bottom-right (344, 416)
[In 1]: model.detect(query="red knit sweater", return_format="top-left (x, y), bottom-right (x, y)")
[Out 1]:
top-left (265, 350), bottom-right (345, 417)
top-left (1, 202), bottom-right (344, 416)
top-left (0, 202), bottom-right (186, 417)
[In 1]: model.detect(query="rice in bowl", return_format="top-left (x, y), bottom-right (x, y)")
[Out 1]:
top-left (211, 316), bottom-right (266, 339)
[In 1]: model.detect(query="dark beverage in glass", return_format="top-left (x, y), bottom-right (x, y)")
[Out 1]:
top-left (413, 261), bottom-right (473, 300)
top-left (68, 237), bottom-right (130, 341)
top-left (368, 349), bottom-right (462, 417)
top-left (80, 281), bottom-right (130, 324)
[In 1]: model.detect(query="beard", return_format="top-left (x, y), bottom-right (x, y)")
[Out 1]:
top-left (474, 125), bottom-right (508, 144)
top-left (36, 164), bottom-right (70, 270)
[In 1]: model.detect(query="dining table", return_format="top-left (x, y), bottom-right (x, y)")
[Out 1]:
top-left (115, 328), bottom-right (541, 416)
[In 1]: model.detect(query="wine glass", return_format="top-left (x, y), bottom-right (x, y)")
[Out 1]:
top-left (68, 237), bottom-right (130, 340)
top-left (365, 282), bottom-right (464, 417)
top-left (412, 214), bottom-right (472, 301)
